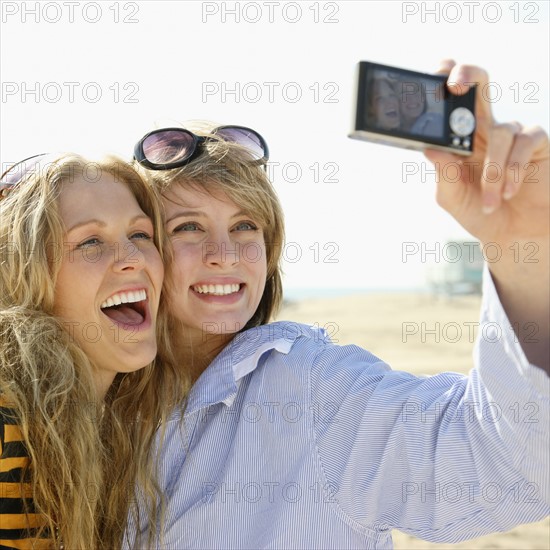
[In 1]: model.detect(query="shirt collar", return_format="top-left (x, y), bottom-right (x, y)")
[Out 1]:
top-left (183, 322), bottom-right (298, 415)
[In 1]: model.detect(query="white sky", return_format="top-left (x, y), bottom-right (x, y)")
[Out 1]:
top-left (1, 0), bottom-right (548, 292)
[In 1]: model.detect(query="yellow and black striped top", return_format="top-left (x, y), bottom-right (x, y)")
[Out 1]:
top-left (0, 399), bottom-right (51, 549)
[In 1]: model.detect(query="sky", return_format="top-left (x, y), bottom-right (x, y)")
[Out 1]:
top-left (1, 0), bottom-right (548, 293)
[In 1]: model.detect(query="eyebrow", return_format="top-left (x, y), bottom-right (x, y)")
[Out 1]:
top-left (66, 214), bottom-right (151, 234)
top-left (166, 210), bottom-right (251, 224)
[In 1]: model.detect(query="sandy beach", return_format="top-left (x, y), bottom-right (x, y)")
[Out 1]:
top-left (276, 291), bottom-right (549, 549)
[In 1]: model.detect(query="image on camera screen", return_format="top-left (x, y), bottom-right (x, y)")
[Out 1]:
top-left (364, 69), bottom-right (445, 139)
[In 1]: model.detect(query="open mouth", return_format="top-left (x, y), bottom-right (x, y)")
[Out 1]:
top-left (192, 283), bottom-right (242, 296)
top-left (100, 289), bottom-right (147, 326)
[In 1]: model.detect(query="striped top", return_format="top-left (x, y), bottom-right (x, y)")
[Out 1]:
top-left (0, 400), bottom-right (51, 550)
top-left (124, 267), bottom-right (549, 549)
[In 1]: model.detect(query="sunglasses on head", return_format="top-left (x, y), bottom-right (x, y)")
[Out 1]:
top-left (0, 153), bottom-right (51, 198)
top-left (133, 125), bottom-right (269, 171)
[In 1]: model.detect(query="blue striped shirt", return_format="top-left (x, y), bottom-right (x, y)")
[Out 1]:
top-left (126, 270), bottom-right (549, 549)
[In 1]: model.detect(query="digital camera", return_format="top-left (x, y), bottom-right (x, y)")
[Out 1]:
top-left (349, 61), bottom-right (476, 155)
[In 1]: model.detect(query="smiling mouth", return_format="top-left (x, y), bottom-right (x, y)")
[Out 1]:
top-left (100, 289), bottom-right (147, 326)
top-left (192, 283), bottom-right (242, 296)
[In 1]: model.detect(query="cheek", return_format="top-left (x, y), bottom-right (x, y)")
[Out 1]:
top-left (164, 246), bottom-right (196, 310)
top-left (169, 244), bottom-right (195, 286)
top-left (144, 247), bottom-right (165, 285)
top-left (53, 254), bottom-right (110, 317)
top-left (248, 244), bottom-right (267, 290)
top-left (240, 240), bottom-right (264, 266)
top-left (53, 262), bottom-right (84, 315)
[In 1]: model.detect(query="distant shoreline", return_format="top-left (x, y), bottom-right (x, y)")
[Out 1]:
top-left (282, 287), bottom-right (429, 301)
top-left (282, 286), bottom-right (481, 301)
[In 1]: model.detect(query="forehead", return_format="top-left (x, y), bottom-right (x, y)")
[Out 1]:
top-left (162, 181), bottom-right (239, 210)
top-left (59, 171), bottom-right (123, 197)
top-left (58, 174), bottom-right (142, 222)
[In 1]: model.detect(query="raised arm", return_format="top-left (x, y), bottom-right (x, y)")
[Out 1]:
top-left (425, 61), bottom-right (549, 372)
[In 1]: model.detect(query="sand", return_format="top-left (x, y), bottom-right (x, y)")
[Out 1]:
top-left (276, 292), bottom-right (549, 549)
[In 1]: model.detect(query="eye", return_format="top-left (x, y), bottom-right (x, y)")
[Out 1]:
top-left (130, 230), bottom-right (153, 240)
top-left (233, 221), bottom-right (258, 231)
top-left (173, 221), bottom-right (201, 233)
top-left (76, 237), bottom-right (101, 249)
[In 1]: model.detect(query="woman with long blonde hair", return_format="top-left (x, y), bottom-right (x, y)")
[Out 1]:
top-left (0, 153), bottom-right (181, 548)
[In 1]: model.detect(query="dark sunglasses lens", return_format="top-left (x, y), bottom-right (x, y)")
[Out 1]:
top-left (216, 128), bottom-right (266, 160)
top-left (142, 131), bottom-right (196, 165)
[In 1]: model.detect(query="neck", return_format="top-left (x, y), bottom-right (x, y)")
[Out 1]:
top-left (93, 370), bottom-right (116, 400)
top-left (171, 327), bottom-right (235, 385)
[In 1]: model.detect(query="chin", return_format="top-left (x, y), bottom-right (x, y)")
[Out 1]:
top-left (194, 314), bottom-right (251, 336)
top-left (121, 345), bottom-right (157, 370)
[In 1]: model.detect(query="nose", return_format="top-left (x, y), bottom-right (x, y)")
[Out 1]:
top-left (112, 240), bottom-right (146, 272)
top-left (202, 231), bottom-right (240, 267)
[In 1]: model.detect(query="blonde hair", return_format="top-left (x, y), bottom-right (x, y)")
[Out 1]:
top-left (0, 154), bottom-right (183, 548)
top-left (135, 121), bottom-right (286, 330)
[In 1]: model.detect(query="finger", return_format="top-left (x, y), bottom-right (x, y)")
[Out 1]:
top-left (424, 149), bottom-right (468, 213)
top-left (503, 125), bottom-right (549, 200)
top-left (446, 64), bottom-right (494, 127)
top-left (434, 59), bottom-right (456, 76)
top-left (482, 122), bottom-right (522, 213)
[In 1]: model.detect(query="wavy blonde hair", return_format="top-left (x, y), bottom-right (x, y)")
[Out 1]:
top-left (0, 154), bottom-right (184, 548)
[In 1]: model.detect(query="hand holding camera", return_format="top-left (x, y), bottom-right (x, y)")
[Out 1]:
top-left (429, 60), bottom-right (549, 369)
top-left (423, 60), bottom-right (548, 244)
top-left (350, 58), bottom-right (549, 368)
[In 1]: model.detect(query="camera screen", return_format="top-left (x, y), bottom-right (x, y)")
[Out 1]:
top-left (364, 69), bottom-right (445, 139)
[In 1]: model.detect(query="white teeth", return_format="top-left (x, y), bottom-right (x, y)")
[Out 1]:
top-left (193, 283), bottom-right (241, 296)
top-left (101, 289), bottom-right (146, 309)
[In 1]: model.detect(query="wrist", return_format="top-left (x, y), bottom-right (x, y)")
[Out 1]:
top-left (484, 237), bottom-right (549, 370)
top-left (483, 236), bottom-right (549, 287)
